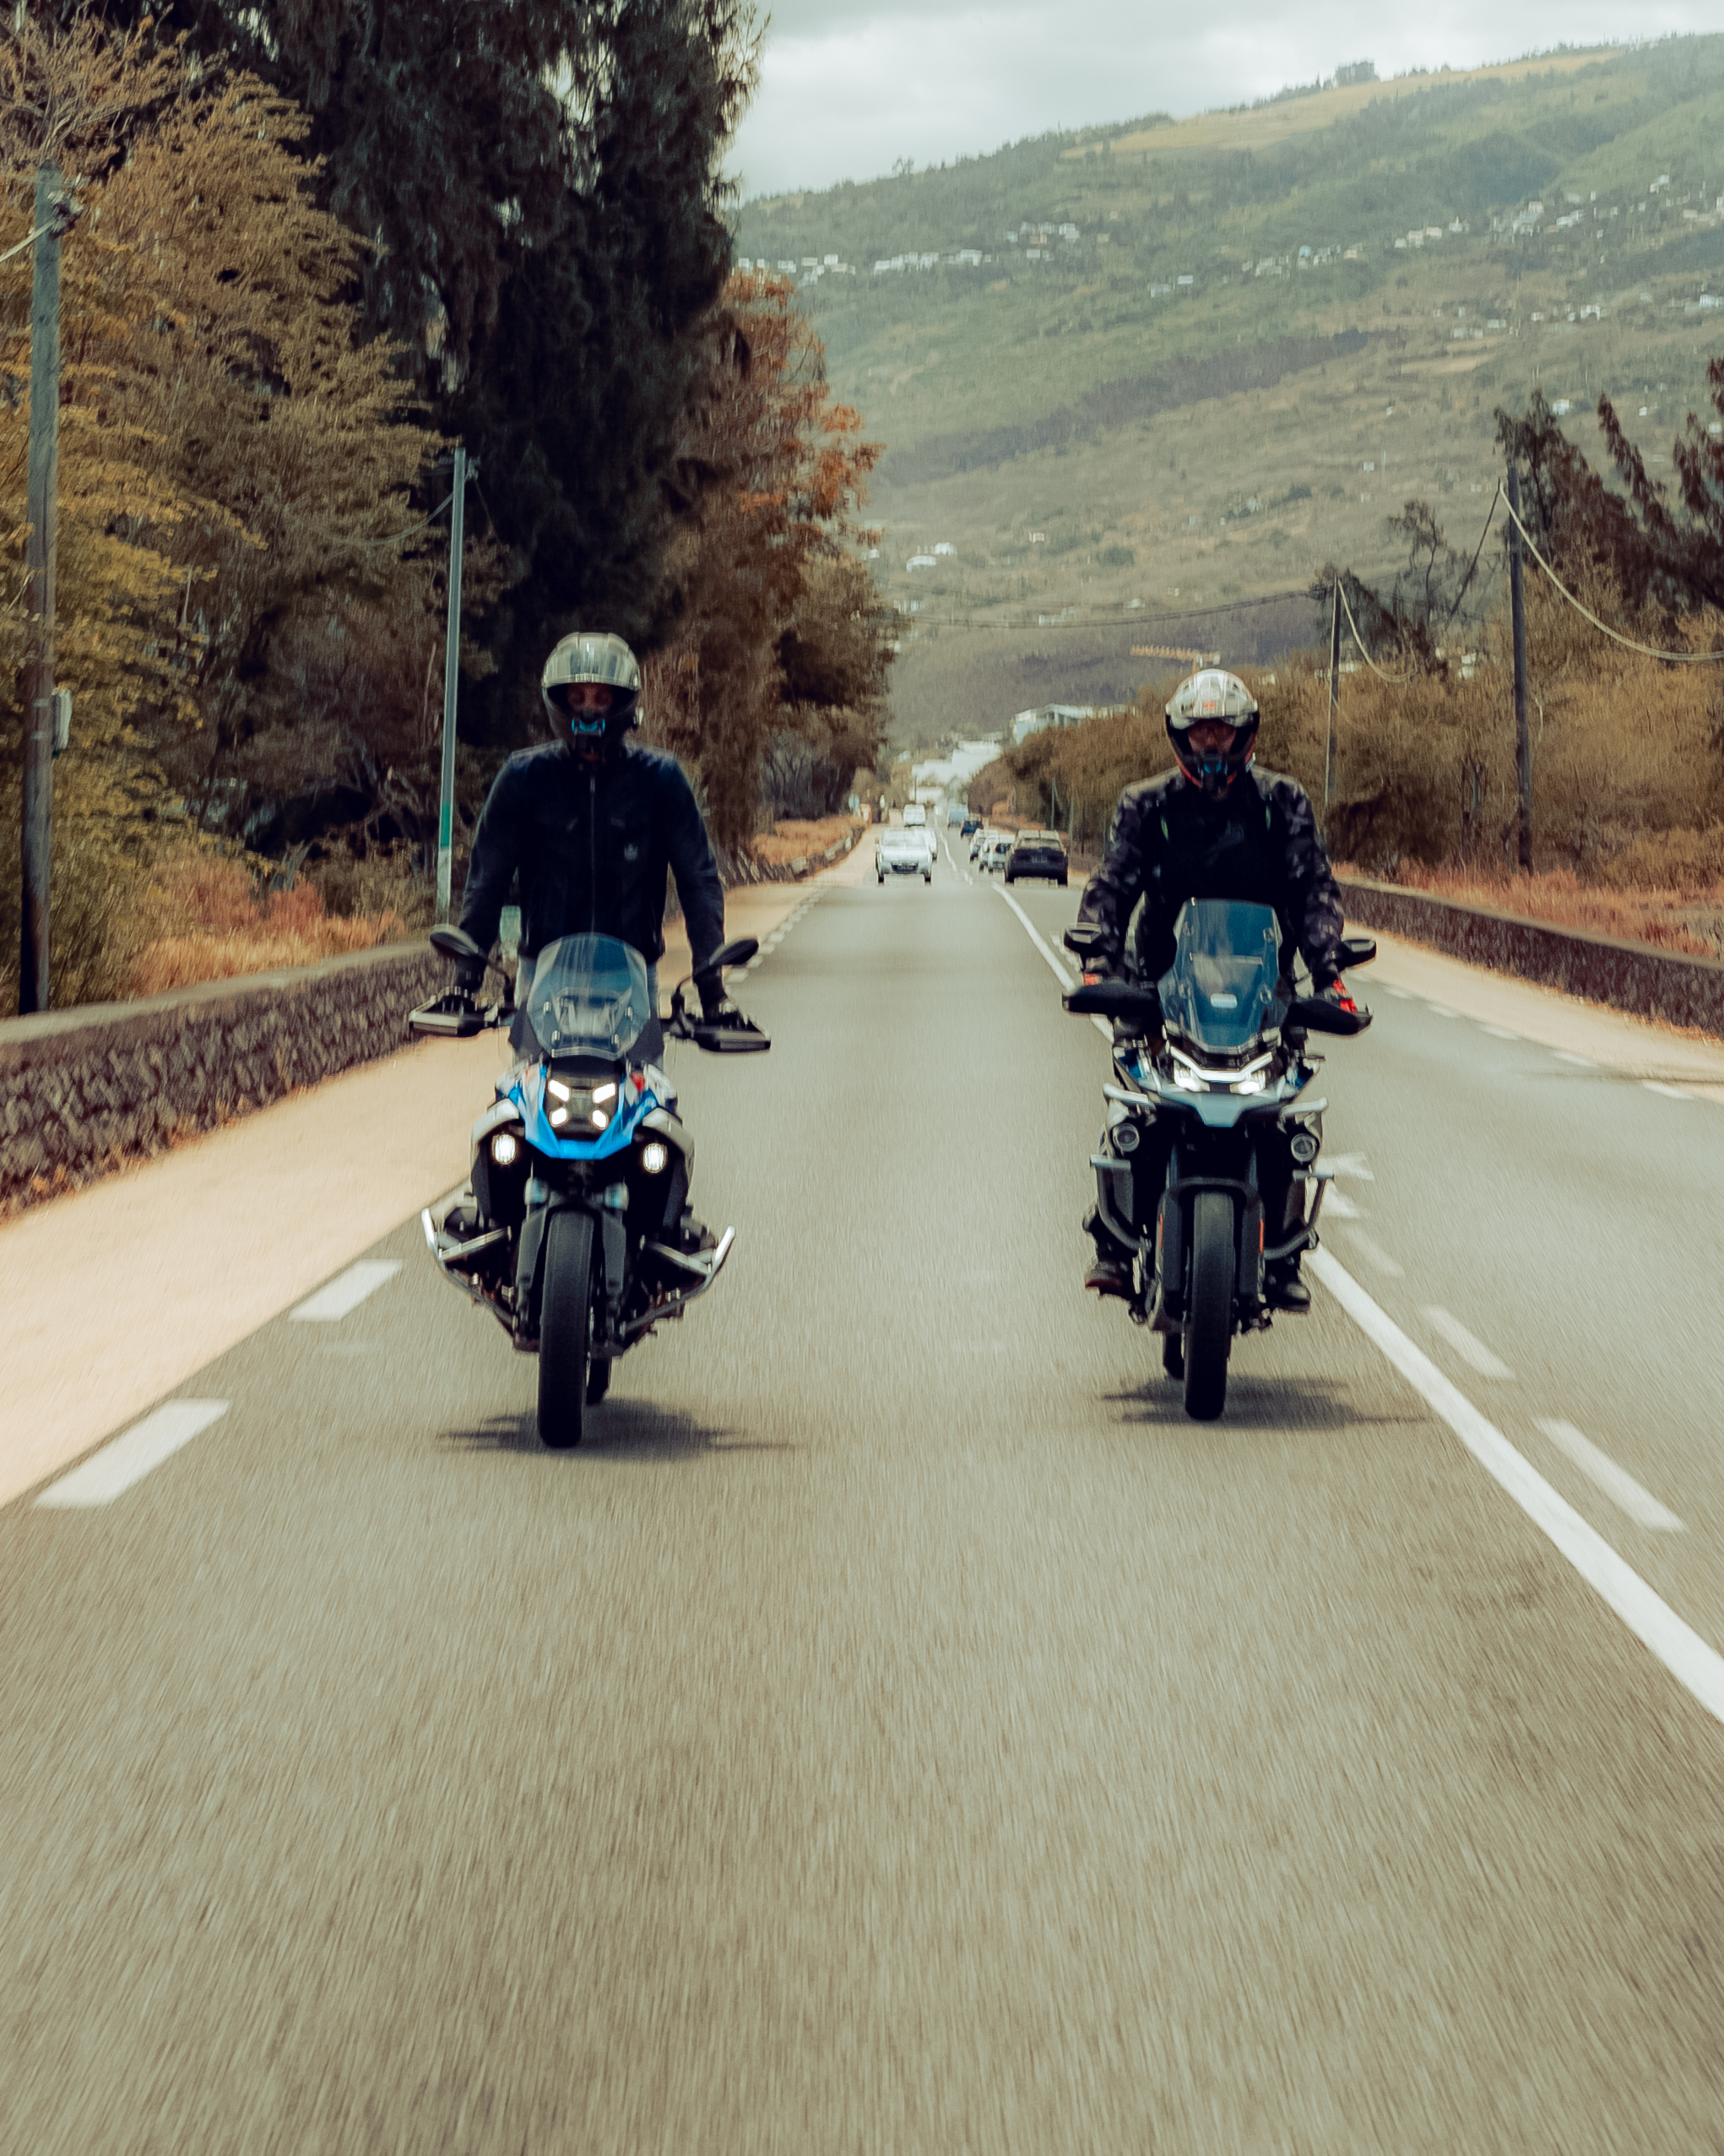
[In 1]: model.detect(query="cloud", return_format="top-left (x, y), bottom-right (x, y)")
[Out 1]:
top-left (728, 2), bottom-right (1716, 198)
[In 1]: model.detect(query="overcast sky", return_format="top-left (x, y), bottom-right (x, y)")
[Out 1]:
top-left (728, 2), bottom-right (1718, 200)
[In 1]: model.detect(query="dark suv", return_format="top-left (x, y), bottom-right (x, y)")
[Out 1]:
top-left (1004, 830), bottom-right (1068, 887)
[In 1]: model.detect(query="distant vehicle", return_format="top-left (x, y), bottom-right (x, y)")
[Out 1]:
top-left (876, 828), bottom-right (932, 884)
top-left (946, 804), bottom-right (966, 828)
top-left (961, 817), bottom-right (980, 839)
top-left (1005, 830), bottom-right (1068, 887)
top-left (902, 803), bottom-right (927, 828)
top-left (979, 832), bottom-right (1014, 874)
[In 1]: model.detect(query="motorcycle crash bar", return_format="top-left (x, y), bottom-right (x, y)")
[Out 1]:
top-left (619, 1225), bottom-right (737, 1341)
top-left (1265, 1166), bottom-right (1334, 1263)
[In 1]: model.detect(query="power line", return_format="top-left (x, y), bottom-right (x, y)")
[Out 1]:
top-left (1335, 575), bottom-right (1417, 684)
top-left (1499, 489), bottom-right (1724, 665)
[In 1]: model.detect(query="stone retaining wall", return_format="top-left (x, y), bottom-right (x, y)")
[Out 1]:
top-left (1338, 875), bottom-right (1724, 1039)
top-left (0, 939), bottom-right (442, 1212)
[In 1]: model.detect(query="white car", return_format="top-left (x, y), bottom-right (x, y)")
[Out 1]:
top-left (876, 828), bottom-right (932, 884)
top-left (979, 832), bottom-right (1014, 874)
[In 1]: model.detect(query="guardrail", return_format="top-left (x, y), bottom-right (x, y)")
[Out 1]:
top-left (1337, 874), bottom-right (1724, 1039)
top-left (0, 938), bottom-right (442, 1213)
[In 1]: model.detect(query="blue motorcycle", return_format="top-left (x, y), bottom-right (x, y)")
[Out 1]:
top-left (409, 927), bottom-right (767, 1447)
top-left (1065, 899), bottom-right (1373, 1421)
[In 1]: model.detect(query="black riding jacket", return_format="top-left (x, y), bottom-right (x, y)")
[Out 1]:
top-left (458, 739), bottom-right (725, 975)
top-left (1077, 765), bottom-right (1346, 983)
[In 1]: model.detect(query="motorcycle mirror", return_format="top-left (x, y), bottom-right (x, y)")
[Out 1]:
top-left (1288, 995), bottom-right (1372, 1036)
top-left (1063, 980), bottom-right (1164, 1029)
top-left (1337, 934), bottom-right (1378, 969)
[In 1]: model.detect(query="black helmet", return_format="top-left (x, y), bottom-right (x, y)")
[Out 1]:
top-left (1165, 669), bottom-right (1260, 801)
top-left (541, 632), bottom-right (642, 753)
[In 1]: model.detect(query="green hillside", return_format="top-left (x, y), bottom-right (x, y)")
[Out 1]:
top-left (736, 38), bottom-right (1724, 747)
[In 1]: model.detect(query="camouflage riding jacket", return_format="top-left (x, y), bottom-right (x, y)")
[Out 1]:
top-left (1076, 766), bottom-right (1347, 983)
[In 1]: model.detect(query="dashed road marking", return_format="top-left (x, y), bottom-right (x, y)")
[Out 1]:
top-left (1481, 1024), bottom-right (1520, 1040)
top-left (1427, 1004), bottom-right (1457, 1018)
top-left (1422, 1305), bottom-right (1515, 1379)
top-left (1644, 1081), bottom-right (1693, 1100)
top-left (1322, 1187), bottom-right (1362, 1219)
top-left (1383, 986), bottom-right (1412, 999)
top-left (1537, 1418), bottom-right (1685, 1534)
top-left (290, 1260), bottom-right (401, 1322)
top-left (37, 1400), bottom-right (230, 1508)
top-left (1553, 1050), bottom-right (1597, 1068)
top-left (1311, 1252), bottom-right (1724, 1724)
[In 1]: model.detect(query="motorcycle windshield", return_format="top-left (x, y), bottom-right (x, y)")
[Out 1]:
top-left (1159, 899), bottom-right (1282, 1053)
top-left (523, 935), bottom-right (652, 1058)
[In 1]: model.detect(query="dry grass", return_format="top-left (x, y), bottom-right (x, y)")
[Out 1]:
top-left (751, 815), bottom-right (861, 868)
top-left (127, 850), bottom-right (409, 995)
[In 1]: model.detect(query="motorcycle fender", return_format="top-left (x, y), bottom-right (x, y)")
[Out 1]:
top-left (516, 1192), bottom-right (588, 1333)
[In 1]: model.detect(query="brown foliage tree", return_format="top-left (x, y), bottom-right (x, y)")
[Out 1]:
top-left (646, 274), bottom-right (889, 849)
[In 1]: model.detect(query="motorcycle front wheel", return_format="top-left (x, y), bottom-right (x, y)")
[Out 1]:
top-left (1183, 1192), bottom-right (1235, 1422)
top-left (539, 1208), bottom-right (596, 1448)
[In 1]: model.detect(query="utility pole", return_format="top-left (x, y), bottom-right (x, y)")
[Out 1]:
top-left (1505, 461), bottom-right (1533, 871)
top-left (436, 446), bottom-right (471, 923)
top-left (1324, 573), bottom-right (1342, 812)
top-left (19, 164), bottom-right (65, 1013)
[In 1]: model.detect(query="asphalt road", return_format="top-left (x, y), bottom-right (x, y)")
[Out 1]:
top-left (7, 850), bottom-right (1724, 2151)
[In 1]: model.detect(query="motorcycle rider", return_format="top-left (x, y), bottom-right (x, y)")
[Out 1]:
top-left (447, 630), bottom-right (745, 1063)
top-left (1068, 669), bottom-right (1358, 1314)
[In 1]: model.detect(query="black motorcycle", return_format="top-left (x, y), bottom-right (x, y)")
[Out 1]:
top-left (408, 926), bottom-right (767, 1448)
top-left (1065, 899), bottom-right (1374, 1420)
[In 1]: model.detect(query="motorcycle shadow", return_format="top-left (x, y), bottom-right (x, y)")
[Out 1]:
top-left (442, 1399), bottom-right (752, 1462)
top-left (1105, 1376), bottom-right (1422, 1435)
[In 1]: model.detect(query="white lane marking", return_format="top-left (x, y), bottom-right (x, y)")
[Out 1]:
top-left (1323, 1151), bottom-right (1375, 1181)
top-left (1644, 1081), bottom-right (1693, 1100)
top-left (1553, 1050), bottom-right (1597, 1067)
top-left (1427, 1003), bottom-right (1457, 1018)
top-left (998, 886), bottom-right (1073, 988)
top-left (1310, 1250), bottom-right (1724, 1723)
top-left (1536, 1419), bottom-right (1685, 1534)
top-left (1422, 1305), bottom-right (1515, 1379)
top-left (1384, 986), bottom-right (1412, 1000)
top-left (289, 1260), bottom-right (402, 1322)
top-left (1343, 1229), bottom-right (1404, 1278)
top-left (996, 887), bottom-right (1114, 1044)
top-left (1322, 1187), bottom-right (1361, 1219)
top-left (37, 1400), bottom-right (230, 1508)
top-left (1481, 1024), bottom-right (1520, 1040)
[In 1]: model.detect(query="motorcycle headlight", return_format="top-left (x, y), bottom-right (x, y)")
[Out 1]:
top-left (491, 1131), bottom-right (519, 1167)
top-left (639, 1141), bottom-right (670, 1175)
top-left (1233, 1071), bottom-right (1266, 1096)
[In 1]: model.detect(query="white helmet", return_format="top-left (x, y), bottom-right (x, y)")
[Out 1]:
top-left (540, 631), bottom-right (642, 741)
top-left (1165, 669), bottom-right (1260, 799)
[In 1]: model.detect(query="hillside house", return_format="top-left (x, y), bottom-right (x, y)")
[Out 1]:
top-left (1012, 704), bottom-right (1095, 747)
